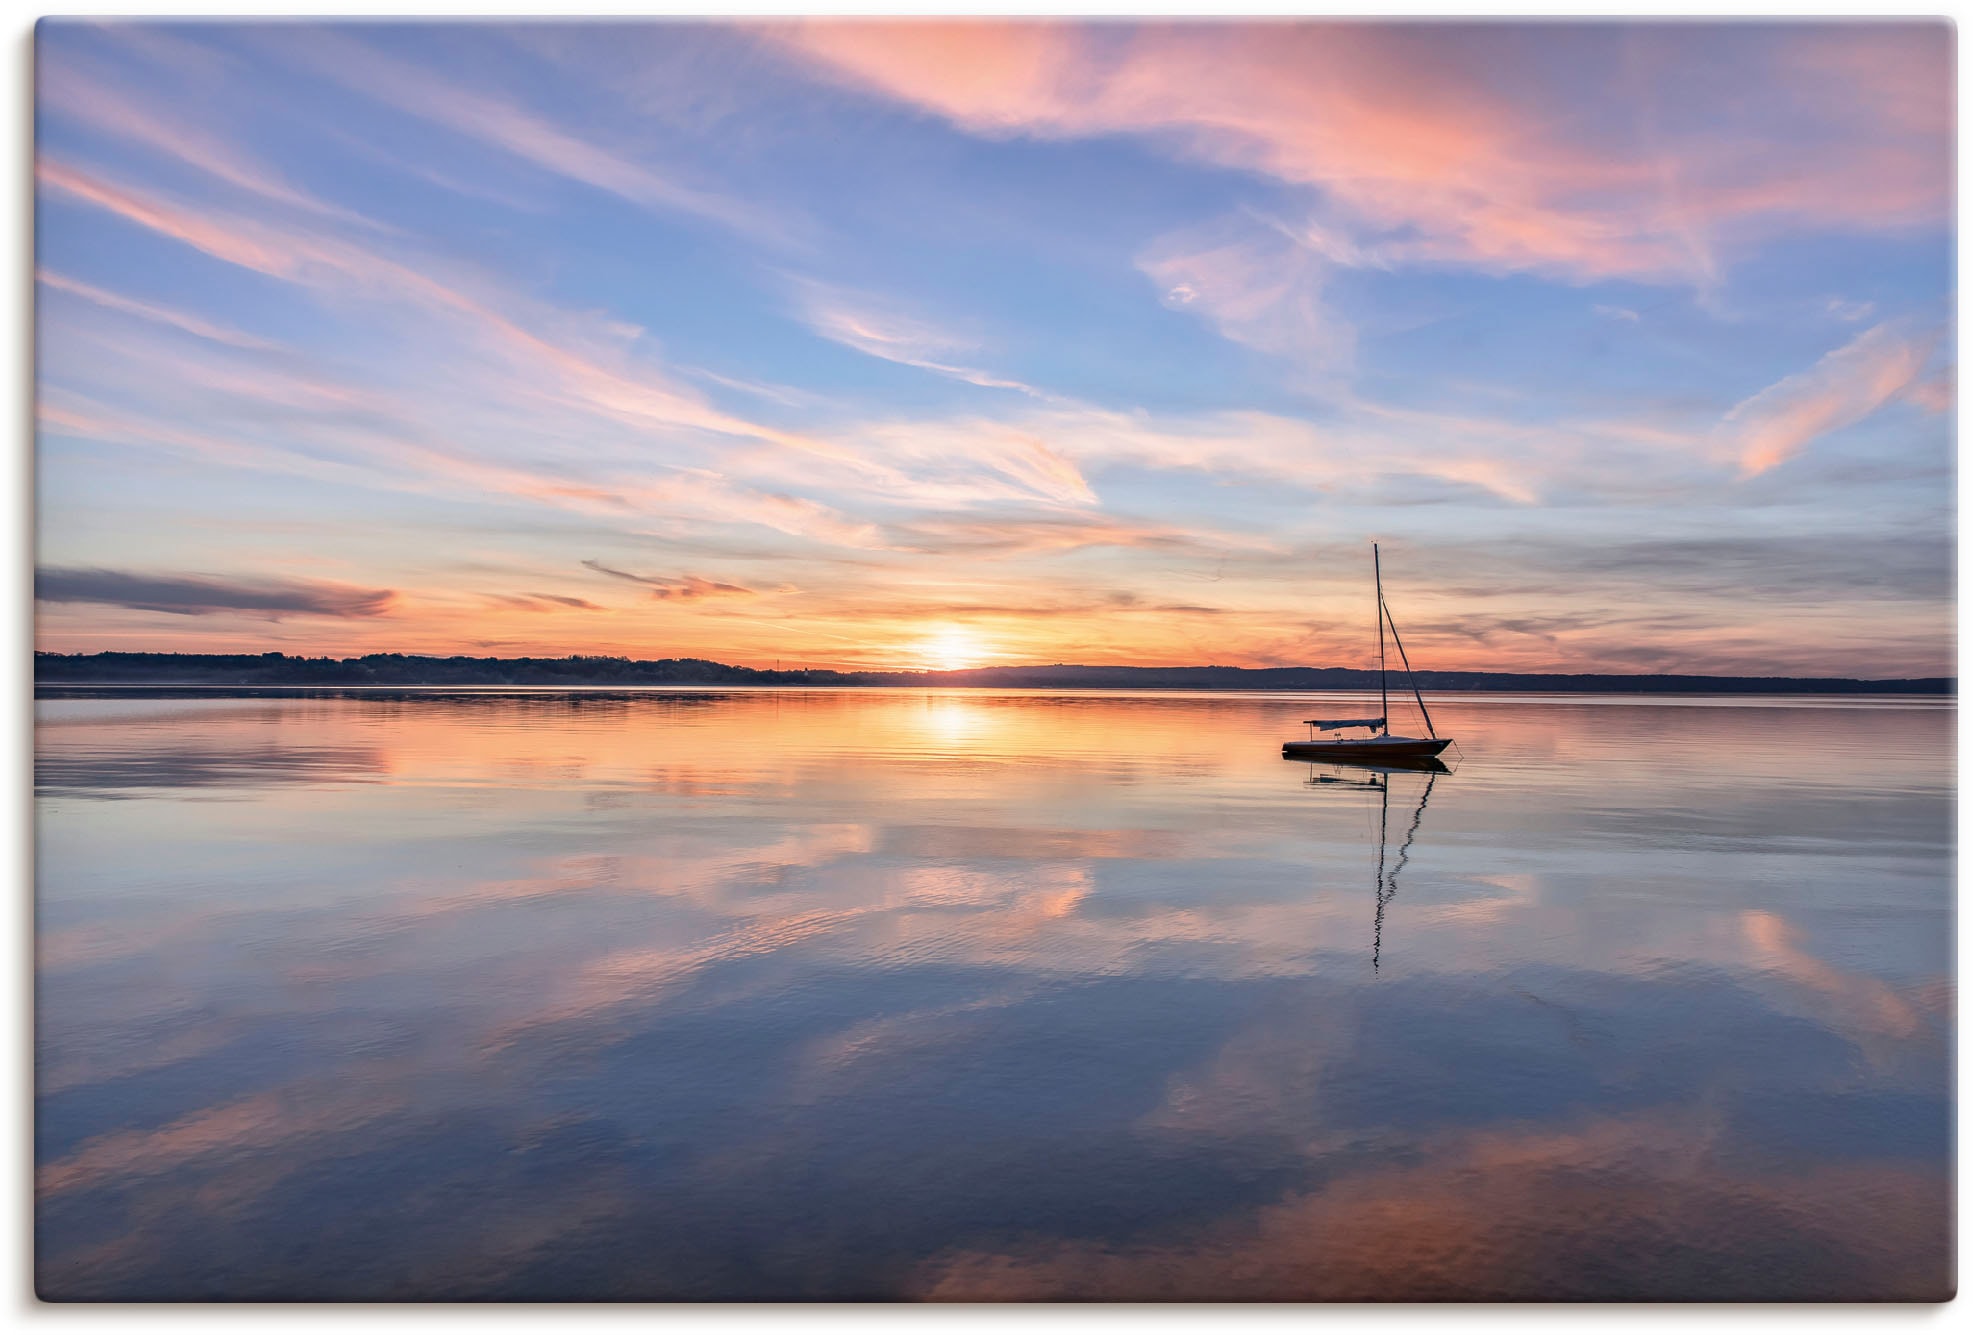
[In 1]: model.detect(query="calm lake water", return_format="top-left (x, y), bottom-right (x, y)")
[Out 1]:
top-left (34, 688), bottom-right (1954, 1300)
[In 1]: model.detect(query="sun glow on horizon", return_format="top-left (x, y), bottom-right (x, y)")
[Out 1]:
top-left (912, 624), bottom-right (991, 671)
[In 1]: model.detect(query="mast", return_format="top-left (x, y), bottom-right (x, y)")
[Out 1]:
top-left (1374, 543), bottom-right (1388, 735)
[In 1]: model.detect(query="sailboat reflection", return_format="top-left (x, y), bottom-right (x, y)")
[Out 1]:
top-left (1296, 757), bottom-right (1447, 970)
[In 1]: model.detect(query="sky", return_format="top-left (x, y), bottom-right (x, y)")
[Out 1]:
top-left (32, 19), bottom-right (1955, 676)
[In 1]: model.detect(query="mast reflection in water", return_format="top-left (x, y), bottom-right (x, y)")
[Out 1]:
top-left (1298, 758), bottom-right (1446, 972)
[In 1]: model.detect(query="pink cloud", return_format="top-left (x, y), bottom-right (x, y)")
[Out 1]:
top-left (1719, 321), bottom-right (1939, 475)
top-left (37, 268), bottom-right (275, 349)
top-left (815, 415), bottom-right (1100, 509)
top-left (39, 165), bottom-right (1011, 540)
top-left (777, 21), bottom-right (1950, 285)
top-left (1138, 213), bottom-right (1353, 377)
top-left (1903, 371), bottom-right (1954, 415)
top-left (951, 403), bottom-right (1558, 506)
top-left (39, 47), bottom-right (381, 229)
top-left (37, 159), bottom-right (305, 277)
top-left (40, 384), bottom-right (626, 515)
top-left (35, 158), bottom-right (875, 480)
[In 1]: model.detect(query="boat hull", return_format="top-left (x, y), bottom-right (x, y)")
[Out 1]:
top-left (1282, 735), bottom-right (1451, 762)
top-left (1330, 755), bottom-right (1451, 776)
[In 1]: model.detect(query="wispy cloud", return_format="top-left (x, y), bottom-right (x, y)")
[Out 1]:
top-left (258, 25), bottom-right (785, 243)
top-left (1718, 320), bottom-right (1939, 475)
top-left (36, 566), bottom-right (395, 618)
top-left (38, 46), bottom-right (381, 229)
top-left (37, 268), bottom-right (275, 349)
top-left (37, 159), bottom-right (738, 440)
top-left (1139, 212), bottom-right (1353, 379)
top-left (36, 156), bottom-right (898, 540)
top-left (45, 377), bottom-right (884, 552)
top-left (1903, 373), bottom-right (1953, 415)
top-left (791, 277), bottom-right (1044, 396)
top-left (652, 577), bottom-right (756, 602)
top-left (581, 560), bottom-right (756, 601)
top-left (778, 21), bottom-right (1949, 286)
top-left (946, 403), bottom-right (1556, 507)
top-left (823, 414), bottom-right (1099, 508)
top-left (883, 510), bottom-right (1229, 557)
top-left (484, 592), bottom-right (605, 612)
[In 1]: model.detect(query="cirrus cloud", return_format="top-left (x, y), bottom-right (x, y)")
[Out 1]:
top-left (1718, 320), bottom-right (1941, 476)
top-left (777, 21), bottom-right (1949, 287)
top-left (581, 559), bottom-right (756, 602)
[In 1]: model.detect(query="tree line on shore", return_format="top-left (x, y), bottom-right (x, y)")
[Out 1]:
top-left (31, 651), bottom-right (1954, 695)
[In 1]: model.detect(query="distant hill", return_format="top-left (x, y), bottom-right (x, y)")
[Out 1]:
top-left (31, 651), bottom-right (1955, 695)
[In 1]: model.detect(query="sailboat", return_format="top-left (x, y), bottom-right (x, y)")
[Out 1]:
top-left (1282, 543), bottom-right (1453, 764)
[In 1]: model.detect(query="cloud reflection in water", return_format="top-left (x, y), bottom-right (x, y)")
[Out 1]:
top-left (34, 688), bottom-right (1952, 1299)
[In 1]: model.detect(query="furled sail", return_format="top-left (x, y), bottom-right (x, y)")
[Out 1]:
top-left (1305, 717), bottom-right (1385, 731)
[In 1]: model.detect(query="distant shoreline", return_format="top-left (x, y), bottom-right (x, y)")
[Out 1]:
top-left (32, 652), bottom-right (1955, 696)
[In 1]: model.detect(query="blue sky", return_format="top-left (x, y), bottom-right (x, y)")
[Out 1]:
top-left (33, 19), bottom-right (1954, 674)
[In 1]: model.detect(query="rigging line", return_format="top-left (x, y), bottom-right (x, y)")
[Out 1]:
top-left (1381, 595), bottom-right (1437, 740)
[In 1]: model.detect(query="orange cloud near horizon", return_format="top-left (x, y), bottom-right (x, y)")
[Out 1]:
top-left (30, 563), bottom-right (1958, 679)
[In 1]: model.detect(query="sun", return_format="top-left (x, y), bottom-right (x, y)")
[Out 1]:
top-left (915, 624), bottom-right (987, 671)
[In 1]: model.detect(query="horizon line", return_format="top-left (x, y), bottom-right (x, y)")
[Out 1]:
top-left (31, 649), bottom-right (1956, 686)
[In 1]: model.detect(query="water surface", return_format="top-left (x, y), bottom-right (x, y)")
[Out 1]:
top-left (34, 688), bottom-right (1954, 1299)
